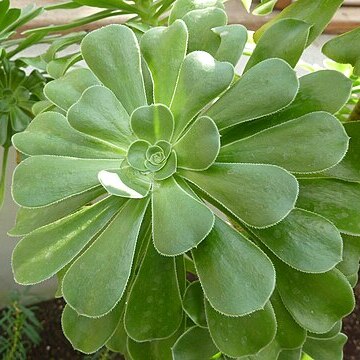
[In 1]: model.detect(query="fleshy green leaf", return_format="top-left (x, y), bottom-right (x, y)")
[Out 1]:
top-left (254, 0), bottom-right (343, 46)
top-left (245, 19), bottom-right (311, 71)
top-left (303, 333), bottom-right (348, 360)
top-left (297, 178), bottom-right (360, 235)
top-left (106, 316), bottom-right (128, 354)
top-left (181, 163), bottom-right (298, 228)
top-left (252, 0), bottom-right (278, 16)
top-left (44, 68), bottom-right (99, 111)
top-left (62, 302), bottom-right (123, 354)
top-left (271, 291), bottom-right (306, 350)
top-left (193, 217), bottom-right (275, 316)
top-left (124, 242), bottom-right (182, 341)
top-left (219, 112), bottom-right (348, 173)
top-left (152, 176), bottom-right (214, 255)
top-left (324, 121), bottom-right (360, 182)
top-left (12, 156), bottom-right (121, 208)
top-left (98, 167), bottom-right (151, 198)
top-left (130, 104), bottom-right (174, 143)
top-left (63, 198), bottom-right (148, 317)
top-left (127, 140), bottom-right (150, 172)
top-left (182, 8), bottom-right (227, 55)
top-left (240, 0), bottom-right (252, 12)
top-left (170, 51), bottom-right (234, 140)
top-left (67, 85), bottom-right (133, 149)
top-left (183, 281), bottom-right (207, 327)
top-left (212, 24), bottom-right (247, 66)
top-left (46, 53), bottom-right (82, 80)
top-left (141, 20), bottom-right (187, 105)
top-left (275, 260), bottom-right (355, 333)
top-left (175, 256), bottom-right (186, 296)
top-left (12, 196), bottom-right (122, 285)
top-left (252, 208), bottom-right (343, 273)
top-left (169, 0), bottom-right (225, 24)
top-left (174, 116), bottom-right (220, 170)
top-left (81, 24), bottom-right (147, 114)
top-left (278, 348), bottom-right (302, 360)
top-left (322, 27), bottom-right (360, 76)
top-left (205, 300), bottom-right (276, 357)
top-left (153, 150), bottom-right (177, 181)
top-left (9, 187), bottom-right (104, 237)
top-left (12, 112), bottom-right (125, 158)
top-left (171, 326), bottom-right (219, 360)
top-left (337, 234), bottom-right (360, 286)
top-left (127, 325), bottom-right (183, 360)
top-left (222, 70), bottom-right (352, 145)
top-left (205, 59), bottom-right (298, 131)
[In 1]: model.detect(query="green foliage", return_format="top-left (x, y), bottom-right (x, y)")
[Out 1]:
top-left (0, 295), bottom-right (42, 359)
top-left (5, 0), bottom-right (360, 359)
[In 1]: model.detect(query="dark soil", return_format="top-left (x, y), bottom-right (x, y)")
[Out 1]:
top-left (26, 298), bottom-right (122, 360)
top-left (343, 281), bottom-right (360, 360)
top-left (5, 282), bottom-right (360, 359)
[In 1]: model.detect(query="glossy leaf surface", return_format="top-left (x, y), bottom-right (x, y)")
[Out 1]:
top-left (193, 217), bottom-right (275, 316)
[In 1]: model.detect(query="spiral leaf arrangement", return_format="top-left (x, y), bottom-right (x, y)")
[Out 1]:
top-left (9, 0), bottom-right (360, 358)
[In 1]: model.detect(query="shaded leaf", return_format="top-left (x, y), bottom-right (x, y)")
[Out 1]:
top-left (271, 291), bottom-right (306, 349)
top-left (124, 242), bottom-right (182, 341)
top-left (324, 121), bottom-right (360, 182)
top-left (106, 316), bottom-right (127, 354)
top-left (205, 300), bottom-right (276, 357)
top-left (193, 217), bottom-right (275, 316)
top-left (276, 260), bottom-right (355, 333)
top-left (63, 198), bottom-right (148, 317)
top-left (62, 302), bottom-right (123, 354)
top-left (183, 281), bottom-right (207, 327)
top-left (297, 178), bottom-right (360, 235)
top-left (303, 333), bottom-right (347, 360)
top-left (172, 326), bottom-right (219, 360)
top-left (337, 234), bottom-right (360, 286)
top-left (322, 27), bottom-right (360, 76)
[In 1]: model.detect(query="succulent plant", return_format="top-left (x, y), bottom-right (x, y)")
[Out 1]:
top-left (0, 58), bottom-right (45, 207)
top-left (9, 0), bottom-right (360, 358)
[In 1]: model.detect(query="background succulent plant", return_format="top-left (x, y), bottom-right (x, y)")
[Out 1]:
top-left (8, 0), bottom-right (360, 359)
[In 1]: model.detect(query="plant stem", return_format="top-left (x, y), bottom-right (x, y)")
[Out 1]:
top-left (0, 146), bottom-right (9, 210)
top-left (5, 302), bottom-right (23, 360)
top-left (349, 97), bottom-right (360, 121)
